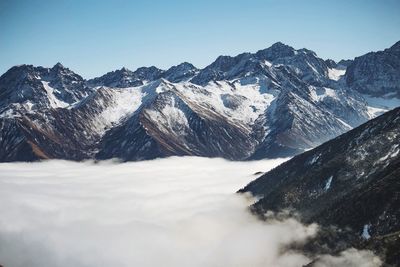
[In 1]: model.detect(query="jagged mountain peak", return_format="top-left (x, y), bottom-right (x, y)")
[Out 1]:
top-left (132, 66), bottom-right (164, 81)
top-left (324, 59), bottom-right (337, 68)
top-left (52, 62), bottom-right (65, 69)
top-left (120, 66), bottom-right (132, 73)
top-left (297, 47), bottom-right (317, 56)
top-left (190, 41), bottom-right (334, 86)
top-left (270, 41), bottom-right (288, 47)
top-left (0, 62), bottom-right (90, 113)
top-left (204, 42), bottom-right (297, 68)
top-left (1, 64), bottom-right (36, 78)
top-left (167, 62), bottom-right (197, 72)
top-left (255, 42), bottom-right (296, 61)
top-left (50, 62), bottom-right (82, 78)
top-left (209, 53), bottom-right (250, 69)
top-left (264, 41), bottom-right (295, 53)
top-left (163, 62), bottom-right (198, 82)
top-left (2, 62), bottom-right (81, 81)
top-left (346, 39), bottom-right (400, 98)
top-left (87, 67), bottom-right (141, 88)
top-left (337, 59), bottom-right (353, 68)
top-left (179, 61), bottom-right (196, 68)
top-left (49, 63), bottom-right (84, 81)
top-left (134, 65), bottom-right (163, 74)
top-left (112, 67), bottom-right (134, 75)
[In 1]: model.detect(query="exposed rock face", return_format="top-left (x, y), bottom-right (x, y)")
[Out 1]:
top-left (0, 63), bottom-right (92, 112)
top-left (0, 41), bottom-right (399, 162)
top-left (239, 107), bottom-right (400, 266)
top-left (163, 62), bottom-right (198, 83)
top-left (346, 41), bottom-right (400, 98)
top-left (86, 66), bottom-right (164, 88)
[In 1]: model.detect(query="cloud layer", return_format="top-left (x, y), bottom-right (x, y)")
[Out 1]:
top-left (0, 157), bottom-right (381, 267)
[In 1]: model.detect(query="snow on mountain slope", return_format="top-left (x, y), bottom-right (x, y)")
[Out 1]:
top-left (144, 91), bottom-right (192, 137)
top-left (77, 86), bottom-right (146, 135)
top-left (0, 63), bottom-right (93, 112)
top-left (172, 80), bottom-right (277, 127)
top-left (0, 84), bottom-right (150, 161)
top-left (96, 80), bottom-right (261, 160)
top-left (41, 81), bottom-right (69, 108)
top-left (327, 67), bottom-right (346, 81)
top-left (0, 41), bottom-right (399, 161)
top-left (249, 88), bottom-right (355, 159)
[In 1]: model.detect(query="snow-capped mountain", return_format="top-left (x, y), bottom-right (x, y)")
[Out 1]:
top-left (87, 62), bottom-right (198, 88)
top-left (0, 41), bottom-right (399, 161)
top-left (239, 107), bottom-right (400, 266)
top-left (0, 63), bottom-right (93, 112)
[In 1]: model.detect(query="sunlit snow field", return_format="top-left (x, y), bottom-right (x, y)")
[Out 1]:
top-left (0, 157), bottom-right (381, 267)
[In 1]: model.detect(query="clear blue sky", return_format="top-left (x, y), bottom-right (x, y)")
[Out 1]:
top-left (1, 0), bottom-right (399, 78)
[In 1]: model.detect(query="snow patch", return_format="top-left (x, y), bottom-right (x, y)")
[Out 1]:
top-left (362, 224), bottom-right (371, 240)
top-left (144, 91), bottom-right (191, 137)
top-left (336, 118), bottom-right (352, 130)
top-left (146, 98), bottom-right (190, 136)
top-left (173, 81), bottom-right (277, 129)
top-left (0, 108), bottom-right (17, 118)
top-left (23, 101), bottom-right (35, 111)
top-left (263, 60), bottom-right (272, 67)
top-left (327, 68), bottom-right (346, 81)
top-left (310, 86), bottom-right (339, 102)
top-left (91, 87), bottom-right (145, 135)
top-left (41, 81), bottom-right (69, 108)
top-left (308, 153), bottom-right (320, 165)
top-left (377, 144), bottom-right (400, 163)
top-left (306, 62), bottom-right (319, 74)
top-left (324, 176), bottom-right (333, 191)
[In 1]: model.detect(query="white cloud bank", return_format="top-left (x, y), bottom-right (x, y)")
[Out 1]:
top-left (0, 157), bottom-right (381, 267)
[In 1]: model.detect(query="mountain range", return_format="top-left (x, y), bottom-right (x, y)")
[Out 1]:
top-left (239, 106), bottom-right (400, 266)
top-left (1, 41), bottom-right (399, 162)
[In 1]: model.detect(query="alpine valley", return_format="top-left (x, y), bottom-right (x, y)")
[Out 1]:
top-left (1, 41), bottom-right (399, 162)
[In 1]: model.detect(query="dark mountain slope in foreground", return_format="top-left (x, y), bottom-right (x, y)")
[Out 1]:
top-left (239, 107), bottom-right (400, 266)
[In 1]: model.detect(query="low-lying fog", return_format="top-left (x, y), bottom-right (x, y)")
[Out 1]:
top-left (0, 157), bottom-right (380, 267)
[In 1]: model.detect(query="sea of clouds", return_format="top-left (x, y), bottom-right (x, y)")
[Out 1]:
top-left (0, 157), bottom-right (381, 267)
